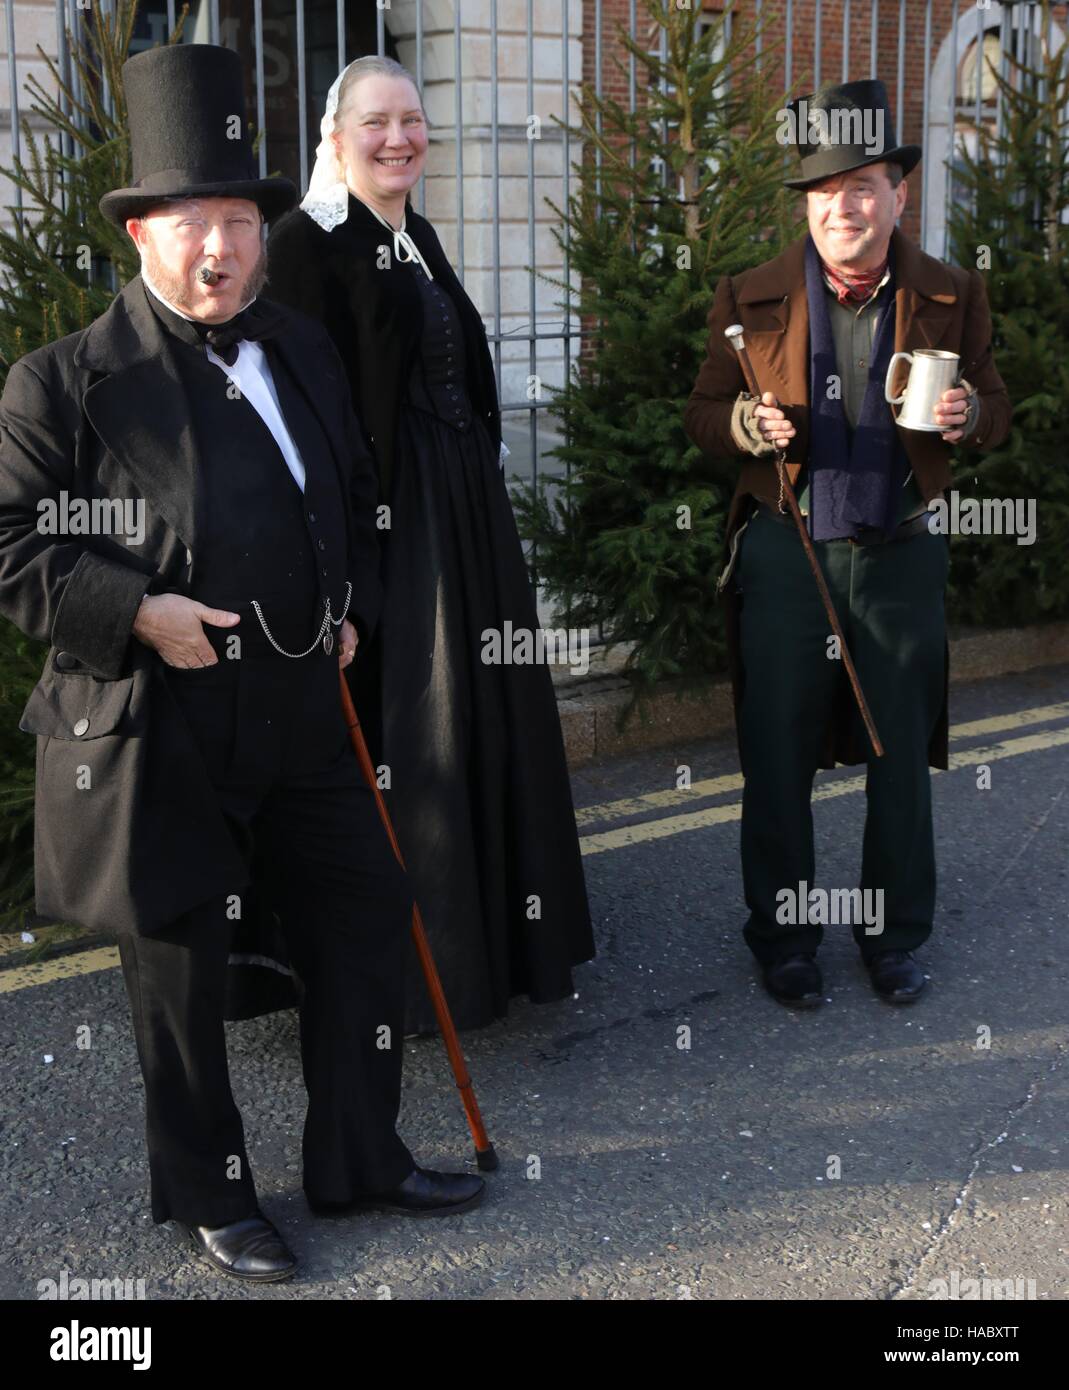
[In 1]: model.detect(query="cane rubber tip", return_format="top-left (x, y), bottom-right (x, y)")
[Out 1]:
top-left (476, 1144), bottom-right (499, 1172)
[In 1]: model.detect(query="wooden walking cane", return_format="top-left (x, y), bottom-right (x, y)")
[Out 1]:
top-left (338, 671), bottom-right (499, 1172)
top-left (725, 324), bottom-right (884, 759)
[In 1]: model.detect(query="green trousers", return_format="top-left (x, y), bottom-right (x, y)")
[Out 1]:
top-left (736, 507), bottom-right (949, 965)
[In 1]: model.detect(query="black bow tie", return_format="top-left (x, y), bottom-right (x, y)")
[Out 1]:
top-left (194, 300), bottom-right (286, 366)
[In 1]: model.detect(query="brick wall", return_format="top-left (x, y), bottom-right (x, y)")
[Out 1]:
top-left (582, 0), bottom-right (1069, 250)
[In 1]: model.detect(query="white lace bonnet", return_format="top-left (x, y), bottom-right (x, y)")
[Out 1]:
top-left (300, 59), bottom-right (511, 467)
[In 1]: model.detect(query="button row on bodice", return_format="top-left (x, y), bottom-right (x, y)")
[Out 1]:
top-left (411, 262), bottom-right (470, 426)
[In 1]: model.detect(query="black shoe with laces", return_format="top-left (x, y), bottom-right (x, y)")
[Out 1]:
top-left (762, 953), bottom-right (824, 1008)
top-left (176, 1209), bottom-right (297, 1282)
top-left (867, 949), bottom-right (927, 1003)
top-left (308, 1166), bottom-right (486, 1218)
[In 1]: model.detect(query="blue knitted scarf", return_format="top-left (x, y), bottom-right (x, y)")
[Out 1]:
top-left (804, 232), bottom-right (909, 540)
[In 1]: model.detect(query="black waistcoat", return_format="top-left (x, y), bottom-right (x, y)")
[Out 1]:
top-left (143, 288), bottom-right (350, 648)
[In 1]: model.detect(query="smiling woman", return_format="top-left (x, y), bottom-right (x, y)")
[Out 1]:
top-left (265, 56), bottom-right (596, 1036)
top-left (317, 59), bottom-right (430, 228)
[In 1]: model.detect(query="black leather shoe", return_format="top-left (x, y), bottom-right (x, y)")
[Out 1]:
top-left (867, 949), bottom-right (927, 1003)
top-left (310, 1166), bottom-right (486, 1218)
top-left (176, 1210), bottom-right (297, 1282)
top-left (762, 953), bottom-right (824, 1008)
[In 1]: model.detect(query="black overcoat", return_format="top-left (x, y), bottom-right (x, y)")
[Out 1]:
top-left (0, 274), bottom-right (384, 939)
top-left (265, 191), bottom-right (503, 505)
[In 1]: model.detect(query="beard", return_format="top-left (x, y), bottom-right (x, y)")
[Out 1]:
top-left (140, 238), bottom-right (269, 318)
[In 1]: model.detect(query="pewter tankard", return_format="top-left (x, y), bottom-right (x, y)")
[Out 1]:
top-left (884, 348), bottom-right (960, 431)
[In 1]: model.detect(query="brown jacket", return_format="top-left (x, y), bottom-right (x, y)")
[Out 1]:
top-left (683, 227), bottom-right (1012, 771)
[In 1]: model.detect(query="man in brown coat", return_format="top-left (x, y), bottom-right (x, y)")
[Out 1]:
top-left (684, 81), bottom-right (1011, 1007)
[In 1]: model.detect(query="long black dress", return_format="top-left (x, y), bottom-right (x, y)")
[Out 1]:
top-left (348, 256), bottom-right (594, 1033)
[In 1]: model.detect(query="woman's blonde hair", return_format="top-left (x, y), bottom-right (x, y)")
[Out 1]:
top-left (334, 55), bottom-right (427, 129)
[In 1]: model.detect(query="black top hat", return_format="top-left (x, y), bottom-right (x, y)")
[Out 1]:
top-left (99, 43), bottom-right (298, 228)
top-left (781, 79), bottom-right (921, 190)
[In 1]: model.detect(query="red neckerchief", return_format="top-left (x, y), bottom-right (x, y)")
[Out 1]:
top-left (819, 252), bottom-right (889, 306)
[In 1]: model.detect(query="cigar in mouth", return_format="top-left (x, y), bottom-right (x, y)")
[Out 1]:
top-left (197, 266), bottom-right (221, 285)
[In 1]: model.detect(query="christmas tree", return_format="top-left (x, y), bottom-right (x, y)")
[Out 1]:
top-left (945, 0), bottom-right (1069, 626)
top-left (0, 0), bottom-right (177, 378)
top-left (513, 0), bottom-right (803, 697)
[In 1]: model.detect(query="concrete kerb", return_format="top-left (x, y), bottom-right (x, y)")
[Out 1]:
top-left (552, 621), bottom-right (1069, 767)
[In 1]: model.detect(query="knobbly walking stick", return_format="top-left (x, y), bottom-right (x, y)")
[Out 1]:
top-left (338, 671), bottom-right (499, 1171)
top-left (725, 324), bottom-right (884, 759)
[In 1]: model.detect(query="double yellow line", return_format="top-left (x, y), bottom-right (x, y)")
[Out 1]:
top-left (4, 703), bottom-right (1066, 993)
top-left (577, 701), bottom-right (1069, 856)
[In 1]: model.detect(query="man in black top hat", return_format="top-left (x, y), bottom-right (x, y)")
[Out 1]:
top-left (684, 80), bottom-right (1011, 1008)
top-left (0, 43), bottom-right (484, 1283)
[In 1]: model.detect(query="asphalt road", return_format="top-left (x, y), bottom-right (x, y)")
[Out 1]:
top-left (2, 664), bottom-right (1067, 1301)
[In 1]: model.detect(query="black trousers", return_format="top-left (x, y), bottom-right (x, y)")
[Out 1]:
top-left (117, 640), bottom-right (416, 1227)
top-left (737, 509), bottom-right (949, 966)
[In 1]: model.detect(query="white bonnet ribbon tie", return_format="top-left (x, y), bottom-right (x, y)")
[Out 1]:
top-left (361, 201), bottom-right (434, 280)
